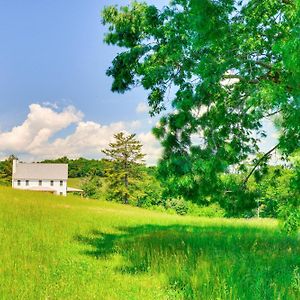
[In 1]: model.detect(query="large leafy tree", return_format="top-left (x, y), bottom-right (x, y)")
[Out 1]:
top-left (102, 132), bottom-right (146, 204)
top-left (102, 1), bottom-right (300, 206)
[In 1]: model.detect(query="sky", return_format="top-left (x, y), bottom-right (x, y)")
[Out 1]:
top-left (0, 0), bottom-right (168, 164)
top-left (0, 0), bottom-right (277, 165)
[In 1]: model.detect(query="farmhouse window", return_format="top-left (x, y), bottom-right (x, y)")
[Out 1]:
top-left (39, 180), bottom-right (42, 186)
top-left (17, 180), bottom-right (21, 186)
top-left (50, 180), bottom-right (54, 186)
top-left (26, 180), bottom-right (29, 186)
top-left (60, 180), bottom-right (63, 186)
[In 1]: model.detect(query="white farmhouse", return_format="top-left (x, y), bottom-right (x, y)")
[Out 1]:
top-left (12, 160), bottom-right (68, 196)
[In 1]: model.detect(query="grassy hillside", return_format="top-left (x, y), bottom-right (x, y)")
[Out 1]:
top-left (0, 187), bottom-right (299, 299)
top-left (67, 177), bottom-right (85, 189)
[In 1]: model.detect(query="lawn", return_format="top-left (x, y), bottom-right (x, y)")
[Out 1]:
top-left (0, 186), bottom-right (299, 299)
top-left (67, 178), bottom-right (83, 189)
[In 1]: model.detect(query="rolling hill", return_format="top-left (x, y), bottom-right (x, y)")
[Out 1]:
top-left (0, 187), bottom-right (299, 299)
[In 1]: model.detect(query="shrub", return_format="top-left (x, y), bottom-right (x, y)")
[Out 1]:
top-left (165, 198), bottom-right (188, 215)
top-left (187, 202), bottom-right (226, 218)
top-left (81, 176), bottom-right (102, 199)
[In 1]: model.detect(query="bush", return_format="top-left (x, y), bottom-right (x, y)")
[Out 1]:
top-left (187, 202), bottom-right (226, 218)
top-left (81, 176), bottom-right (102, 199)
top-left (165, 198), bottom-right (188, 215)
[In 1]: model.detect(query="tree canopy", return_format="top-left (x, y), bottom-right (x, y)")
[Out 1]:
top-left (102, 0), bottom-right (300, 203)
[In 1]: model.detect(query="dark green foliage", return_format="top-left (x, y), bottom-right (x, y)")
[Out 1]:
top-left (42, 157), bottom-right (104, 178)
top-left (278, 153), bottom-right (300, 233)
top-left (219, 176), bottom-right (259, 217)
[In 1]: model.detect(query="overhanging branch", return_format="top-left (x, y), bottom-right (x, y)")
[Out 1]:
top-left (263, 109), bottom-right (282, 118)
top-left (243, 143), bottom-right (280, 186)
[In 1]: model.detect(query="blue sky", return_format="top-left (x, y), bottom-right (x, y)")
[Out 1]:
top-left (0, 0), bottom-right (168, 163)
top-left (0, 0), bottom-right (167, 129)
top-left (0, 0), bottom-right (277, 164)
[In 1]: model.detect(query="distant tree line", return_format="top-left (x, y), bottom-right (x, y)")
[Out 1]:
top-left (41, 157), bottom-right (104, 178)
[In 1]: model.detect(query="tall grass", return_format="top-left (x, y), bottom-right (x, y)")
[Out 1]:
top-left (0, 186), bottom-right (299, 299)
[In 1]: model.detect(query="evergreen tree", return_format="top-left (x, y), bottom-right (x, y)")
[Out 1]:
top-left (102, 132), bottom-right (146, 204)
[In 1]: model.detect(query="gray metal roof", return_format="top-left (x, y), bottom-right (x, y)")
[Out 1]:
top-left (13, 163), bottom-right (68, 180)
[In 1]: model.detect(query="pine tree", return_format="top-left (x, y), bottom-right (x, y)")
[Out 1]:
top-left (102, 132), bottom-right (146, 204)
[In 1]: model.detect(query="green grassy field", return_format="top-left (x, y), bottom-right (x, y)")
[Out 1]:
top-left (67, 178), bottom-right (83, 189)
top-left (0, 187), bottom-right (299, 299)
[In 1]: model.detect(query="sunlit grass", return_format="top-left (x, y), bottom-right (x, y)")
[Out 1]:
top-left (0, 186), bottom-right (299, 299)
top-left (67, 177), bottom-right (83, 189)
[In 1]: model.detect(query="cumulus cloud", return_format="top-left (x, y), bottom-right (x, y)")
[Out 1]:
top-left (136, 102), bottom-right (149, 114)
top-left (31, 120), bottom-right (128, 159)
top-left (42, 101), bottom-right (59, 110)
top-left (0, 103), bottom-right (161, 165)
top-left (0, 104), bottom-right (83, 152)
top-left (138, 132), bottom-right (162, 165)
top-left (129, 120), bottom-right (142, 130)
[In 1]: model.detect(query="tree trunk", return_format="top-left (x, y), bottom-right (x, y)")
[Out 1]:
top-left (124, 173), bottom-right (129, 204)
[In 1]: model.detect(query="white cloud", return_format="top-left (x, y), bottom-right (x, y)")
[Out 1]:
top-left (31, 120), bottom-right (128, 159)
top-left (138, 132), bottom-right (162, 166)
top-left (191, 105), bottom-right (208, 118)
top-left (42, 101), bottom-right (59, 110)
top-left (129, 120), bottom-right (142, 130)
top-left (0, 153), bottom-right (7, 161)
top-left (0, 103), bottom-right (161, 165)
top-left (136, 102), bottom-right (149, 114)
top-left (0, 104), bottom-right (83, 152)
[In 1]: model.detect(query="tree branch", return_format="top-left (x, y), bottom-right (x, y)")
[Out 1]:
top-left (263, 109), bottom-right (282, 118)
top-left (243, 143), bottom-right (280, 186)
top-left (282, 0), bottom-right (293, 5)
top-left (255, 61), bottom-right (274, 70)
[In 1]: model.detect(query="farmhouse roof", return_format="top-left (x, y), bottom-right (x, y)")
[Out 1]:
top-left (13, 162), bottom-right (68, 180)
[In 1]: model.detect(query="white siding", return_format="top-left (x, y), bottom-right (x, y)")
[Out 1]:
top-left (12, 179), bottom-right (67, 196)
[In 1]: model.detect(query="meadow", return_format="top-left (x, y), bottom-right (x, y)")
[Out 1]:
top-left (0, 186), bottom-right (299, 299)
